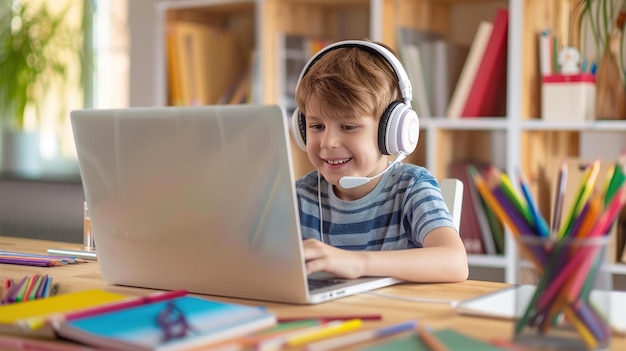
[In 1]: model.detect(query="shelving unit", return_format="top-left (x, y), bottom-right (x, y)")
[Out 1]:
top-left (152, 0), bottom-right (626, 285)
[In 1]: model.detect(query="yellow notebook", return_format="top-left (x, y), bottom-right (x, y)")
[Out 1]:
top-left (0, 289), bottom-right (127, 338)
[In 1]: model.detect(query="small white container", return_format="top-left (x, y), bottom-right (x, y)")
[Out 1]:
top-left (541, 73), bottom-right (596, 122)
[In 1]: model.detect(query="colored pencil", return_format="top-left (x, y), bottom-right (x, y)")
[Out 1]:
top-left (277, 314), bottom-right (382, 323)
top-left (35, 274), bottom-right (48, 299)
top-left (416, 324), bottom-right (449, 351)
top-left (559, 160), bottom-right (600, 238)
top-left (551, 160), bottom-right (568, 235)
top-left (604, 153), bottom-right (626, 205)
top-left (470, 166), bottom-right (522, 236)
top-left (256, 322), bottom-right (344, 351)
top-left (286, 319), bottom-right (363, 347)
top-left (488, 166), bottom-right (533, 224)
top-left (14, 276), bottom-right (32, 302)
top-left (517, 168), bottom-right (550, 237)
top-left (305, 320), bottom-right (416, 351)
top-left (27, 274), bottom-right (45, 301)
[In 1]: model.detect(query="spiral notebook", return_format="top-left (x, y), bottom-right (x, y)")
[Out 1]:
top-left (455, 284), bottom-right (626, 335)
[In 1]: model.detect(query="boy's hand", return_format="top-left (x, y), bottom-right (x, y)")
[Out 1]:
top-left (302, 238), bottom-right (366, 279)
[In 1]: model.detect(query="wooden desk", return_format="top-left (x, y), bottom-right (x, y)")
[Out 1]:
top-left (2, 236), bottom-right (625, 350)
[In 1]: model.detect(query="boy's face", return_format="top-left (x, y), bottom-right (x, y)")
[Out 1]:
top-left (304, 94), bottom-right (388, 199)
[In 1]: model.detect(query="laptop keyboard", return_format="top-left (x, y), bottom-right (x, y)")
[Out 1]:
top-left (307, 278), bottom-right (346, 290)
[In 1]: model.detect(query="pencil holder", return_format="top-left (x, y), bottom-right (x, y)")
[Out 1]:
top-left (514, 235), bottom-right (612, 351)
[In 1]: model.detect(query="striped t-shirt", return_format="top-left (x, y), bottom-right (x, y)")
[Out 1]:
top-left (295, 163), bottom-right (455, 250)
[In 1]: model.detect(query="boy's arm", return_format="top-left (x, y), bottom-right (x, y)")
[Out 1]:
top-left (302, 228), bottom-right (468, 283)
top-left (359, 227), bottom-right (468, 282)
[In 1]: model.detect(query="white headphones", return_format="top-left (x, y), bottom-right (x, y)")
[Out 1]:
top-left (290, 40), bottom-right (420, 157)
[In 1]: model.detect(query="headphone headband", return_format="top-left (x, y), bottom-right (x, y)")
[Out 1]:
top-left (295, 40), bottom-right (413, 106)
top-left (291, 39), bottom-right (419, 157)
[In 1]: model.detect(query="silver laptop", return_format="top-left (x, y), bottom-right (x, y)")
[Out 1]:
top-left (71, 105), bottom-right (400, 304)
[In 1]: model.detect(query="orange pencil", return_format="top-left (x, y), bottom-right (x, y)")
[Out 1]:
top-left (416, 325), bottom-right (448, 351)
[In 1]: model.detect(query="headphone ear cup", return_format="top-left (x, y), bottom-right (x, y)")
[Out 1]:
top-left (379, 102), bottom-right (420, 156)
top-left (290, 108), bottom-right (307, 151)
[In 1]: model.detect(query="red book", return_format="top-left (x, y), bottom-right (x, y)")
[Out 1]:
top-left (462, 8), bottom-right (509, 117)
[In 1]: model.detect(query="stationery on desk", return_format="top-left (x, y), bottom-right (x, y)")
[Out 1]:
top-left (0, 288), bottom-right (128, 338)
top-left (0, 250), bottom-right (89, 267)
top-left (358, 327), bottom-right (506, 351)
top-left (53, 292), bottom-right (276, 351)
top-left (467, 157), bottom-right (626, 345)
top-left (455, 284), bottom-right (626, 336)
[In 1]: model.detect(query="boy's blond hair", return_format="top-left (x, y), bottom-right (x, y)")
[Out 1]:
top-left (294, 42), bottom-right (402, 122)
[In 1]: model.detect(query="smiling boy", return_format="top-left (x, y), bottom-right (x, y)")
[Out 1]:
top-left (291, 40), bottom-right (468, 283)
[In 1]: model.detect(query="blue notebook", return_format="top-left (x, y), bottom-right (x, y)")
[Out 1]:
top-left (55, 296), bottom-right (276, 351)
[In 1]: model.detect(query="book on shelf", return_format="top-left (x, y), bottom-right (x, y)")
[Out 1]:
top-left (450, 162), bottom-right (506, 255)
top-left (450, 161), bottom-right (485, 254)
top-left (0, 289), bottom-right (128, 338)
top-left (281, 35), bottom-right (334, 116)
top-left (396, 27), bottom-right (468, 118)
top-left (466, 164), bottom-right (498, 255)
top-left (460, 8), bottom-right (509, 118)
top-left (417, 39), bottom-right (469, 117)
top-left (400, 44), bottom-right (431, 118)
top-left (166, 20), bottom-right (247, 106)
top-left (54, 294), bottom-right (276, 351)
top-left (447, 21), bottom-right (493, 119)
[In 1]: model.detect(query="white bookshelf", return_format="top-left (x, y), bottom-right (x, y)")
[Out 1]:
top-left (151, 0), bottom-right (626, 285)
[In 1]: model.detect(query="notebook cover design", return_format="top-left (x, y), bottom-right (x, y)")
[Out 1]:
top-left (55, 295), bottom-right (276, 351)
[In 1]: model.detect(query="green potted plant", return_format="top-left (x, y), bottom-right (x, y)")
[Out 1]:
top-left (0, 0), bottom-right (77, 176)
top-left (576, 0), bottom-right (626, 120)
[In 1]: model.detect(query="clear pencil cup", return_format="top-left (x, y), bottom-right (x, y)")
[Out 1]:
top-left (514, 235), bottom-right (612, 351)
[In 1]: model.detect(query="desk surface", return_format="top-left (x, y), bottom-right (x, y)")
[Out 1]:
top-left (1, 236), bottom-right (625, 350)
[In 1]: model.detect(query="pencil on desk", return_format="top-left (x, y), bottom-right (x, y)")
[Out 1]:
top-left (416, 324), bottom-right (448, 351)
top-left (277, 314), bottom-right (381, 323)
top-left (286, 318), bottom-right (363, 347)
top-left (256, 322), bottom-right (338, 351)
top-left (304, 320), bottom-right (416, 351)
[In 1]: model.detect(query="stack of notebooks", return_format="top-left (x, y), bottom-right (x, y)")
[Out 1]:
top-left (0, 289), bottom-right (276, 350)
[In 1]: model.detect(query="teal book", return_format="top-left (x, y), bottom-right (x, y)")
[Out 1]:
top-left (359, 328), bottom-right (506, 351)
top-left (54, 296), bottom-right (276, 351)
